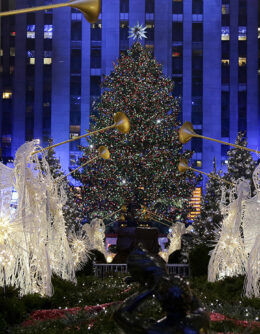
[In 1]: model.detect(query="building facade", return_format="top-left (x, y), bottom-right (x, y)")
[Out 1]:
top-left (0, 0), bottom-right (259, 174)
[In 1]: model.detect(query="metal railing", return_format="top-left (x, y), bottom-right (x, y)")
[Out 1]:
top-left (93, 263), bottom-right (190, 279)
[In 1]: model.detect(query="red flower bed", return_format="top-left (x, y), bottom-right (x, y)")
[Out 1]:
top-left (22, 302), bottom-right (119, 327)
top-left (22, 305), bottom-right (260, 330)
top-left (210, 312), bottom-right (260, 329)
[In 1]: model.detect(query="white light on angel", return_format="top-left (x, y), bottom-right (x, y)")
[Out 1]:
top-left (243, 163), bottom-right (260, 297)
top-left (82, 218), bottom-right (106, 257)
top-left (208, 179), bottom-right (249, 282)
top-left (0, 141), bottom-right (75, 296)
top-left (244, 234), bottom-right (260, 297)
top-left (241, 163), bottom-right (260, 254)
top-left (69, 232), bottom-right (91, 271)
top-left (161, 222), bottom-right (187, 263)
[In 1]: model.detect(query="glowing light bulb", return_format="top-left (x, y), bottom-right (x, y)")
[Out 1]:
top-left (106, 254), bottom-right (114, 263)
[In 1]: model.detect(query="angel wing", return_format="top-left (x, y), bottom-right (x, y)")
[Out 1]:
top-left (0, 162), bottom-right (15, 214)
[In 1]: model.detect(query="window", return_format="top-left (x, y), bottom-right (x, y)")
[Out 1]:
top-left (192, 0), bottom-right (203, 14)
top-left (146, 23), bottom-right (154, 41)
top-left (172, 52), bottom-right (183, 75)
top-left (222, 41), bottom-right (229, 58)
top-left (44, 58), bottom-right (52, 65)
top-left (192, 51), bottom-right (203, 77)
top-left (192, 23), bottom-right (203, 42)
top-left (221, 91), bottom-right (230, 137)
top-left (238, 41), bottom-right (247, 58)
top-left (91, 23), bottom-right (102, 41)
top-left (172, 22), bottom-right (183, 42)
top-left (29, 58), bottom-right (35, 65)
top-left (192, 81), bottom-right (202, 96)
top-left (44, 25), bottom-right (53, 39)
top-left (221, 26), bottom-right (230, 40)
top-left (70, 111), bottom-right (81, 125)
top-left (222, 59), bottom-right (229, 65)
top-left (222, 4), bottom-right (229, 14)
top-left (238, 26), bottom-right (247, 41)
top-left (2, 91), bottom-right (12, 99)
top-left (120, 22), bottom-right (129, 41)
top-left (90, 76), bottom-right (101, 96)
top-left (192, 97), bottom-right (202, 125)
top-left (71, 21), bottom-right (82, 41)
top-left (70, 76), bottom-right (81, 96)
top-left (238, 57), bottom-right (246, 66)
top-left (120, 0), bottom-right (129, 13)
top-left (91, 47), bottom-right (101, 68)
top-left (222, 61), bottom-right (230, 84)
top-left (173, 77), bottom-right (182, 97)
top-left (10, 48), bottom-right (15, 56)
top-left (172, 0), bottom-right (183, 14)
top-left (238, 91), bottom-right (247, 132)
top-left (238, 0), bottom-right (247, 26)
top-left (238, 59), bottom-right (247, 83)
top-left (145, 0), bottom-right (154, 13)
top-left (27, 25), bottom-right (35, 39)
top-left (71, 49), bottom-right (81, 73)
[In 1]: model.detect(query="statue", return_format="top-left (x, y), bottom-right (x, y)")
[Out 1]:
top-left (242, 163), bottom-right (260, 297)
top-left (208, 178), bottom-right (249, 282)
top-left (114, 244), bottom-right (209, 334)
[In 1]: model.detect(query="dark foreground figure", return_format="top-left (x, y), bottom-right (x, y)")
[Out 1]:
top-left (114, 245), bottom-right (209, 334)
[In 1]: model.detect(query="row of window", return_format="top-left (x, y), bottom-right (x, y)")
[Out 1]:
top-left (119, 0), bottom-right (203, 14)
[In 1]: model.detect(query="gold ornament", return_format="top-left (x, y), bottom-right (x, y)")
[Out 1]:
top-left (179, 122), bottom-right (260, 154)
top-left (0, 0), bottom-right (101, 23)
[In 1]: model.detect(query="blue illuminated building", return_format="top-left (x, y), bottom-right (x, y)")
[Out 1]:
top-left (0, 0), bottom-right (259, 175)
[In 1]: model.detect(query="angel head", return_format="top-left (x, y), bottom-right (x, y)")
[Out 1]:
top-left (236, 178), bottom-right (251, 199)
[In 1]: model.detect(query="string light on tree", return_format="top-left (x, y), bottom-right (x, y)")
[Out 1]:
top-left (72, 41), bottom-right (198, 227)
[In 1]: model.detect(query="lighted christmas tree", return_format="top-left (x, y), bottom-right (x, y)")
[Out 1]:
top-left (73, 41), bottom-right (199, 227)
top-left (192, 161), bottom-right (223, 245)
top-left (224, 132), bottom-right (256, 187)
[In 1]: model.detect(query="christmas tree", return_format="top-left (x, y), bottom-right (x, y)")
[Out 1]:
top-left (73, 41), bottom-right (198, 228)
top-left (44, 139), bottom-right (84, 232)
top-left (192, 162), bottom-right (223, 245)
top-left (224, 132), bottom-right (256, 188)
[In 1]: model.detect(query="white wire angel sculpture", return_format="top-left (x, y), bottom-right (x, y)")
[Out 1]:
top-left (68, 230), bottom-right (91, 271)
top-left (82, 217), bottom-right (106, 257)
top-left (162, 222), bottom-right (187, 263)
top-left (208, 178), bottom-right (250, 282)
top-left (0, 141), bottom-right (75, 296)
top-left (243, 163), bottom-right (260, 297)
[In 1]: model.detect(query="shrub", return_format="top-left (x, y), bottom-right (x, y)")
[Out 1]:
top-left (189, 244), bottom-right (211, 277)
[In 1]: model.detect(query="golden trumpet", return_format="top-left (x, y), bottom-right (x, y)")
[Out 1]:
top-left (59, 145), bottom-right (110, 180)
top-left (0, 0), bottom-right (101, 24)
top-left (32, 112), bottom-right (130, 156)
top-left (179, 122), bottom-right (260, 155)
top-left (178, 159), bottom-right (233, 186)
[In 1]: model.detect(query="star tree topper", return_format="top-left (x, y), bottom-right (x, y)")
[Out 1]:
top-left (129, 22), bottom-right (147, 40)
